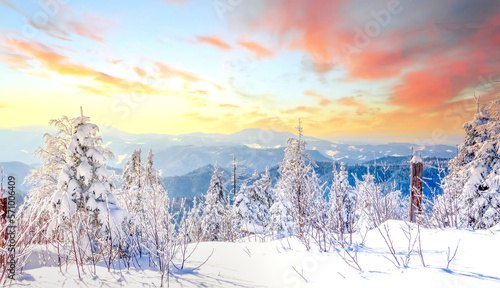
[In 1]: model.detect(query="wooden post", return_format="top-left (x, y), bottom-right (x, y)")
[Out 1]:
top-left (80, 106), bottom-right (84, 117)
top-left (409, 151), bottom-right (423, 223)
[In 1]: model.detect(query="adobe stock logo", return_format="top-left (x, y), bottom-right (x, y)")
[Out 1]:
top-left (341, 0), bottom-right (406, 63)
top-left (213, 0), bottom-right (243, 21)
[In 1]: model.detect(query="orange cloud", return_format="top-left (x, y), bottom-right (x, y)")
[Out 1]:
top-left (65, 21), bottom-right (105, 43)
top-left (338, 97), bottom-right (378, 115)
top-left (75, 84), bottom-right (111, 97)
top-left (344, 48), bottom-right (412, 80)
top-left (303, 90), bottom-right (331, 106)
top-left (3, 38), bottom-right (96, 77)
top-left (108, 59), bottom-right (123, 65)
top-left (1, 38), bottom-right (164, 96)
top-left (218, 103), bottom-right (240, 108)
top-left (282, 106), bottom-right (320, 114)
top-left (154, 61), bottom-right (203, 83)
top-left (391, 72), bottom-right (460, 108)
top-left (238, 41), bottom-right (274, 59)
top-left (133, 66), bottom-right (147, 77)
top-left (66, 21), bottom-right (104, 43)
top-left (0, 52), bottom-right (30, 69)
top-left (196, 36), bottom-right (232, 51)
top-left (94, 72), bottom-right (159, 94)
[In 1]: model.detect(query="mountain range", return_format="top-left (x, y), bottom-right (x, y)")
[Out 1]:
top-left (0, 127), bottom-right (456, 178)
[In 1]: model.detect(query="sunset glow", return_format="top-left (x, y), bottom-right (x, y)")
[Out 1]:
top-left (1, 0), bottom-right (499, 143)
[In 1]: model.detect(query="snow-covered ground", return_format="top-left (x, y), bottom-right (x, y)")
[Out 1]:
top-left (8, 220), bottom-right (500, 287)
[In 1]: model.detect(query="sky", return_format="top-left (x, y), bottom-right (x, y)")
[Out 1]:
top-left (0, 0), bottom-right (499, 144)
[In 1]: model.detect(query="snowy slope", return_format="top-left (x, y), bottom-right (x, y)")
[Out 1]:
top-left (10, 221), bottom-right (500, 287)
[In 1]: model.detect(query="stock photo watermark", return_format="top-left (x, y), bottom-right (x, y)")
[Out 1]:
top-left (5, 176), bottom-right (16, 280)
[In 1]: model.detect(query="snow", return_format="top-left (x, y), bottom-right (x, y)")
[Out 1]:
top-left (77, 158), bottom-right (92, 185)
top-left (410, 153), bottom-right (423, 163)
top-left (8, 220), bottom-right (500, 287)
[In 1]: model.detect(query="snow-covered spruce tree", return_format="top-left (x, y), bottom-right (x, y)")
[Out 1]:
top-left (329, 163), bottom-right (357, 236)
top-left (119, 149), bottom-right (168, 259)
top-left (117, 149), bottom-right (145, 260)
top-left (184, 197), bottom-right (204, 243)
top-left (23, 116), bottom-right (74, 243)
top-left (233, 168), bottom-right (274, 235)
top-left (269, 121), bottom-right (324, 239)
top-left (433, 158), bottom-right (464, 228)
top-left (438, 98), bottom-right (500, 229)
top-left (144, 148), bottom-right (164, 188)
top-left (49, 115), bottom-right (130, 265)
top-left (354, 167), bottom-right (407, 233)
top-left (176, 198), bottom-right (204, 269)
top-left (201, 163), bottom-right (231, 241)
top-left (140, 158), bottom-right (176, 288)
top-left (354, 169), bottom-right (383, 233)
top-left (119, 149), bottom-right (143, 214)
top-left (259, 167), bottom-right (275, 211)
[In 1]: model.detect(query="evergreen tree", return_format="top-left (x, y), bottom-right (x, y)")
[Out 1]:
top-left (354, 169), bottom-right (382, 233)
top-left (329, 163), bottom-right (356, 234)
top-left (144, 148), bottom-right (164, 189)
top-left (433, 158), bottom-right (463, 228)
top-left (439, 98), bottom-right (500, 229)
top-left (141, 167), bottom-right (174, 286)
top-left (201, 164), bottom-right (230, 241)
top-left (233, 168), bottom-right (274, 234)
top-left (49, 115), bottom-right (130, 256)
top-left (256, 167), bottom-right (275, 211)
top-left (269, 120), bottom-right (323, 239)
top-left (120, 149), bottom-right (143, 214)
top-left (24, 116), bottom-right (75, 242)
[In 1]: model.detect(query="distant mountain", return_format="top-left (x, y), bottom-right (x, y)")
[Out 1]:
top-left (0, 129), bottom-right (48, 164)
top-left (0, 127), bottom-right (456, 178)
top-left (0, 161), bottom-right (34, 206)
top-left (0, 161), bottom-right (32, 190)
top-left (163, 157), bottom-right (451, 202)
top-left (154, 145), bottom-right (330, 177)
top-left (164, 164), bottom-right (232, 199)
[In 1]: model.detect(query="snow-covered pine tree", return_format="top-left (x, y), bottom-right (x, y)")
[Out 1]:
top-left (329, 163), bottom-right (356, 235)
top-left (186, 197), bottom-right (204, 242)
top-left (24, 116), bottom-right (74, 243)
top-left (140, 157), bottom-right (175, 287)
top-left (257, 167), bottom-right (275, 212)
top-left (354, 166), bottom-right (406, 232)
top-left (354, 168), bottom-right (383, 233)
top-left (438, 97), bottom-right (500, 229)
top-left (120, 148), bottom-right (168, 259)
top-left (120, 149), bottom-right (143, 214)
top-left (269, 120), bottom-right (323, 239)
top-left (233, 169), bottom-right (274, 235)
top-left (433, 158), bottom-right (463, 228)
top-left (49, 115), bottom-right (130, 260)
top-left (201, 163), bottom-right (230, 241)
top-left (144, 148), bottom-right (164, 188)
